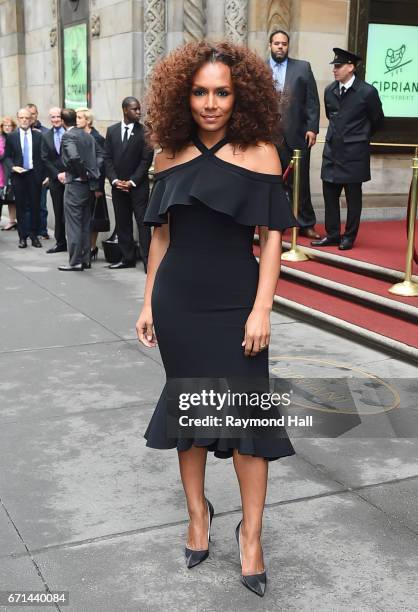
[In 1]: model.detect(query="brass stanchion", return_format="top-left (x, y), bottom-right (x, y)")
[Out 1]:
top-left (389, 156), bottom-right (418, 297)
top-left (281, 149), bottom-right (309, 262)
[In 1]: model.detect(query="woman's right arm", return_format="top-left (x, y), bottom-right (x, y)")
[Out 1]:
top-left (136, 223), bottom-right (169, 348)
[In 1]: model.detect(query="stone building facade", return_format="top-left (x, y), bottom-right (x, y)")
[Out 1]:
top-left (0, 0), bottom-right (411, 199)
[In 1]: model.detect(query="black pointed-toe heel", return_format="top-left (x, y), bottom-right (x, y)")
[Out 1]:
top-left (185, 498), bottom-right (214, 569)
top-left (90, 246), bottom-right (98, 261)
top-left (235, 520), bottom-right (267, 597)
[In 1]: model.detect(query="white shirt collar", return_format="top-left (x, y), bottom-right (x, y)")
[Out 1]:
top-left (121, 122), bottom-right (135, 140)
top-left (340, 75), bottom-right (355, 91)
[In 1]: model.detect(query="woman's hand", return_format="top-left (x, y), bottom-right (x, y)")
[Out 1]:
top-left (242, 307), bottom-right (270, 357)
top-left (136, 305), bottom-right (157, 348)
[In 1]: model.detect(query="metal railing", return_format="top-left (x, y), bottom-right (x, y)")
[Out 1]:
top-left (281, 142), bottom-right (418, 297)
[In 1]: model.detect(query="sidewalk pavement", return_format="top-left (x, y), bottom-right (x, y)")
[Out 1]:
top-left (1, 227), bottom-right (417, 612)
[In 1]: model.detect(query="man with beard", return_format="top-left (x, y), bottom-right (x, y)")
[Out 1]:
top-left (268, 30), bottom-right (320, 239)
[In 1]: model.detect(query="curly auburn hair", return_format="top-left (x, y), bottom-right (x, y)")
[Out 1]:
top-left (145, 41), bottom-right (282, 153)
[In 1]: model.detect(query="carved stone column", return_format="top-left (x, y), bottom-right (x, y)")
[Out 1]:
top-left (225, 0), bottom-right (248, 44)
top-left (267, 0), bottom-right (291, 36)
top-left (184, 0), bottom-right (206, 43)
top-left (144, 0), bottom-right (166, 81)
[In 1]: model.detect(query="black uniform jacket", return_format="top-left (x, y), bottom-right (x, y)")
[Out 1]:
top-left (321, 77), bottom-right (384, 184)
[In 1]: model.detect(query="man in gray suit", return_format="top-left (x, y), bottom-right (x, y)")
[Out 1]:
top-left (59, 108), bottom-right (102, 271)
top-left (269, 29), bottom-right (321, 238)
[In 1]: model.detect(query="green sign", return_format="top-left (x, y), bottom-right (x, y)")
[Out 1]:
top-left (63, 23), bottom-right (88, 108)
top-left (365, 23), bottom-right (418, 118)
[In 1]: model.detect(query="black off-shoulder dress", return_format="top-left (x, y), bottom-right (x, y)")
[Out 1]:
top-left (143, 136), bottom-right (298, 461)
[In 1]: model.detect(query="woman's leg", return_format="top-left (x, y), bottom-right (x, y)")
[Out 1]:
top-left (233, 451), bottom-right (268, 575)
top-left (8, 203), bottom-right (17, 223)
top-left (178, 445), bottom-right (209, 549)
top-left (91, 231), bottom-right (98, 249)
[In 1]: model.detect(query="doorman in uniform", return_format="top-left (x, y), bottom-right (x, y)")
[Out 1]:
top-left (312, 48), bottom-right (384, 250)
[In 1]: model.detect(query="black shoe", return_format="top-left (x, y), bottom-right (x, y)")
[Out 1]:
top-left (90, 247), bottom-right (98, 261)
top-left (82, 262), bottom-right (91, 269)
top-left (310, 236), bottom-right (340, 247)
top-left (47, 245), bottom-right (67, 254)
top-left (339, 237), bottom-right (354, 250)
top-left (30, 236), bottom-right (42, 248)
top-left (58, 264), bottom-right (83, 271)
top-left (108, 261), bottom-right (136, 269)
top-left (235, 521), bottom-right (267, 597)
top-left (18, 238), bottom-right (27, 249)
top-left (185, 498), bottom-right (214, 569)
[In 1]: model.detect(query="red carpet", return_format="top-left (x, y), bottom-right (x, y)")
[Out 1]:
top-left (281, 258), bottom-right (414, 305)
top-left (253, 220), bottom-right (418, 349)
top-left (284, 220), bottom-right (418, 274)
top-left (276, 277), bottom-right (418, 348)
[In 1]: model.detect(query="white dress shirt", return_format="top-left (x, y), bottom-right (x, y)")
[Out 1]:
top-left (112, 122), bottom-right (136, 187)
top-left (19, 127), bottom-right (33, 170)
top-left (340, 75), bottom-right (355, 93)
top-left (121, 122), bottom-right (135, 141)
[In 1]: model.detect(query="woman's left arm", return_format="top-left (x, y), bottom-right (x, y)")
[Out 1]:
top-left (243, 227), bottom-right (281, 356)
top-left (242, 143), bottom-right (282, 357)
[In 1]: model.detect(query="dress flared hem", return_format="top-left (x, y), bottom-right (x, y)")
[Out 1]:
top-left (143, 433), bottom-right (296, 462)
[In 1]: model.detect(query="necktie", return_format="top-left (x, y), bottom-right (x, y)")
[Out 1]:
top-left (275, 63), bottom-right (285, 91)
top-left (54, 128), bottom-right (62, 154)
top-left (23, 130), bottom-right (30, 169)
top-left (340, 85), bottom-right (346, 97)
top-left (122, 126), bottom-right (129, 146)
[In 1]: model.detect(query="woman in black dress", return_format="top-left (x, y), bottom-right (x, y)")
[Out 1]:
top-left (136, 41), bottom-right (297, 597)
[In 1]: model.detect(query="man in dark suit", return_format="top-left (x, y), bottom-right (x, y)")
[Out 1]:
top-left (312, 48), bottom-right (384, 250)
top-left (27, 103), bottom-right (50, 240)
top-left (104, 96), bottom-right (153, 271)
top-left (269, 29), bottom-right (321, 238)
top-left (59, 108), bottom-right (102, 271)
top-left (41, 107), bottom-right (67, 253)
top-left (4, 108), bottom-right (44, 248)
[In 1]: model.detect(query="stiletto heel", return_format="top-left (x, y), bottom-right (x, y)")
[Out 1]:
top-left (90, 247), bottom-right (98, 261)
top-left (235, 520), bottom-right (267, 597)
top-left (185, 498), bottom-right (214, 569)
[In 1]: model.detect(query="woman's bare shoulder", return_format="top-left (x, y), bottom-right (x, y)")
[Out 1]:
top-left (248, 142), bottom-right (282, 175)
top-left (218, 141), bottom-right (282, 175)
top-left (153, 143), bottom-right (199, 173)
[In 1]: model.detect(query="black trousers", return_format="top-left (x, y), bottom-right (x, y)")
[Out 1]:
top-left (12, 172), bottom-right (42, 240)
top-left (49, 180), bottom-right (67, 248)
top-left (322, 181), bottom-right (363, 241)
top-left (278, 142), bottom-right (316, 228)
top-left (111, 186), bottom-right (151, 264)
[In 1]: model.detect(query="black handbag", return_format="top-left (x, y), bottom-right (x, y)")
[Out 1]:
top-left (0, 181), bottom-right (15, 203)
top-left (90, 194), bottom-right (110, 232)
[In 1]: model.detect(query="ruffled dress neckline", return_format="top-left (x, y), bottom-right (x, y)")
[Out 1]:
top-left (144, 138), bottom-right (299, 231)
